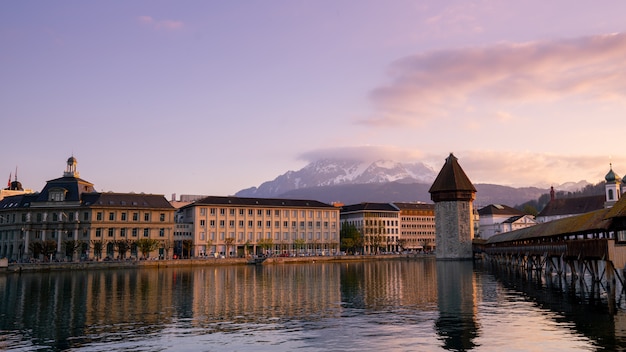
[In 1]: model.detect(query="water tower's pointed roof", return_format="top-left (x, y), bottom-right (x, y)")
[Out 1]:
top-left (429, 153), bottom-right (476, 202)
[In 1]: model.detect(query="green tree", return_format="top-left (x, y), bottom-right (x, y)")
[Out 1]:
top-left (257, 238), bottom-right (274, 255)
top-left (340, 222), bottom-right (362, 254)
top-left (294, 238), bottom-right (306, 254)
top-left (136, 238), bottom-right (160, 258)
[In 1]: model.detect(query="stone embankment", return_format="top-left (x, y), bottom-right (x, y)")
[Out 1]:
top-left (2, 254), bottom-right (431, 274)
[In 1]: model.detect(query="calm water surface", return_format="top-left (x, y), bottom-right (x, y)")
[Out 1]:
top-left (1, 258), bottom-right (625, 351)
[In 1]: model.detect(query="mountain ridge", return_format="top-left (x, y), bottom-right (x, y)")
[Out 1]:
top-left (235, 159), bottom-right (589, 207)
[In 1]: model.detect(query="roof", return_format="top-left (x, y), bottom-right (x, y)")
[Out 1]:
top-left (0, 192), bottom-right (173, 210)
top-left (184, 196), bottom-right (335, 209)
top-left (340, 202), bottom-right (400, 213)
top-left (393, 202), bottom-right (435, 211)
top-left (0, 193), bottom-right (38, 210)
top-left (429, 153), bottom-right (476, 202)
top-left (478, 204), bottom-right (524, 216)
top-left (82, 193), bottom-right (174, 209)
top-left (487, 207), bottom-right (612, 244)
top-left (537, 195), bottom-right (605, 218)
top-left (604, 193), bottom-right (626, 218)
top-left (502, 215), bottom-right (525, 224)
top-left (34, 176), bottom-right (95, 203)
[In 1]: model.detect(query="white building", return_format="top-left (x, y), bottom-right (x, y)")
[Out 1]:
top-left (340, 203), bottom-right (401, 254)
top-left (478, 204), bottom-right (536, 239)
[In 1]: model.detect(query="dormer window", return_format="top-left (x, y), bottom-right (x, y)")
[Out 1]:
top-left (48, 188), bottom-right (67, 202)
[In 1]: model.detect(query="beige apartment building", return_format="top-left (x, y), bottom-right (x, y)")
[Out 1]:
top-left (176, 196), bottom-right (341, 257)
top-left (394, 202), bottom-right (436, 252)
top-left (0, 157), bottom-right (175, 261)
top-left (340, 203), bottom-right (401, 254)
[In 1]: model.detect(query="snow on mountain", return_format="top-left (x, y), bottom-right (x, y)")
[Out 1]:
top-left (236, 159), bottom-right (437, 198)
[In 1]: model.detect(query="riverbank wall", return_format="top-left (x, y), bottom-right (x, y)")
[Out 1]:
top-left (2, 254), bottom-right (432, 274)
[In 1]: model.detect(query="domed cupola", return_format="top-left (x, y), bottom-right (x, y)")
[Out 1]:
top-left (605, 164), bottom-right (620, 183)
top-left (63, 156), bottom-right (80, 178)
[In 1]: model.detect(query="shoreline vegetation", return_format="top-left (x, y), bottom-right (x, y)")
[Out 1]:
top-left (1, 253), bottom-right (434, 274)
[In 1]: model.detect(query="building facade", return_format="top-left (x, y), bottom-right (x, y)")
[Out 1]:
top-left (394, 202), bottom-right (435, 252)
top-left (340, 203), bottom-right (401, 254)
top-left (177, 196), bottom-right (341, 257)
top-left (0, 157), bottom-right (175, 261)
top-left (477, 204), bottom-right (536, 239)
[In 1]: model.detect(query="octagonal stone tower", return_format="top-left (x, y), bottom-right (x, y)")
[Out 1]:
top-left (428, 153), bottom-right (476, 260)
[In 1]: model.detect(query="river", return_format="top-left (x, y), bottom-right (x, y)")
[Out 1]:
top-left (1, 258), bottom-right (625, 351)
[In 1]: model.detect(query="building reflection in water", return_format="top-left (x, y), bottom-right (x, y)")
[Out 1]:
top-left (0, 260), bottom-right (440, 350)
top-left (435, 261), bottom-right (479, 351)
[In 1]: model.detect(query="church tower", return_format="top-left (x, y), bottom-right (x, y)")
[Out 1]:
top-left (604, 164), bottom-right (621, 208)
top-left (429, 153), bottom-right (477, 260)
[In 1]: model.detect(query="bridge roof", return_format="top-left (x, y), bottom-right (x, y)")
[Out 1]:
top-left (486, 207), bottom-right (612, 244)
top-left (605, 193), bottom-right (626, 218)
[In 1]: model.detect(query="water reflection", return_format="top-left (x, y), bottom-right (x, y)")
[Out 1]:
top-left (435, 261), bottom-right (478, 351)
top-left (486, 263), bottom-right (626, 351)
top-left (0, 259), bottom-right (623, 351)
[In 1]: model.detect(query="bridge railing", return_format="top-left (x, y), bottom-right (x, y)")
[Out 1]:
top-left (483, 239), bottom-right (610, 259)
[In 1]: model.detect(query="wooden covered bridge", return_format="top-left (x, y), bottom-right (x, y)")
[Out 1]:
top-left (476, 196), bottom-right (626, 292)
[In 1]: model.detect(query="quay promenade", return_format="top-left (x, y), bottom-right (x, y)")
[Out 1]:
top-left (1, 253), bottom-right (427, 274)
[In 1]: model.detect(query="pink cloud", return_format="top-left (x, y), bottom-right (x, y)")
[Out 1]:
top-left (362, 32), bottom-right (626, 126)
top-left (138, 15), bottom-right (183, 30)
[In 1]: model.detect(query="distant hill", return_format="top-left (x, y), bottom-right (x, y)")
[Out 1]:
top-left (272, 182), bottom-right (547, 207)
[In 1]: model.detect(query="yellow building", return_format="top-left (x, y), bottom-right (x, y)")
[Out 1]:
top-left (0, 157), bottom-right (175, 261)
top-left (177, 196), bottom-right (341, 257)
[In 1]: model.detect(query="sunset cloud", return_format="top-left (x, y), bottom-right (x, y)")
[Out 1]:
top-left (299, 145), bottom-right (424, 163)
top-left (138, 15), bottom-right (183, 30)
top-left (299, 146), bottom-right (624, 188)
top-left (362, 32), bottom-right (626, 126)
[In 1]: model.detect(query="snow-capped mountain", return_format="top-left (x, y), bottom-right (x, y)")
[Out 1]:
top-left (236, 159), bottom-right (437, 198)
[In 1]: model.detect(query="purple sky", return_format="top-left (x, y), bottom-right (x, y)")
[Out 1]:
top-left (2, 1), bottom-right (626, 198)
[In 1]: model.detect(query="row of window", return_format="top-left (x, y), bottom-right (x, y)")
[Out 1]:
top-left (0, 211), bottom-right (169, 224)
top-left (94, 228), bottom-right (167, 238)
top-left (199, 231), bottom-right (338, 242)
top-left (401, 217), bottom-right (435, 222)
top-left (199, 208), bottom-right (337, 219)
top-left (95, 211), bottom-right (167, 222)
top-left (199, 219), bottom-right (337, 229)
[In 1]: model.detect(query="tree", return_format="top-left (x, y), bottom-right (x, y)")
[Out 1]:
top-left (161, 240), bottom-right (174, 259)
top-left (29, 241), bottom-right (43, 259)
top-left (114, 239), bottom-right (133, 259)
top-left (182, 239), bottom-right (194, 258)
top-left (396, 238), bottom-right (407, 251)
top-left (243, 240), bottom-right (252, 256)
top-left (257, 238), bottom-right (274, 255)
top-left (340, 222), bottom-right (362, 254)
top-left (91, 240), bottom-right (105, 260)
top-left (136, 238), bottom-right (160, 259)
top-left (63, 240), bottom-right (83, 260)
top-left (224, 237), bottom-right (235, 257)
top-left (42, 240), bottom-right (57, 261)
top-left (294, 238), bottom-right (306, 254)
